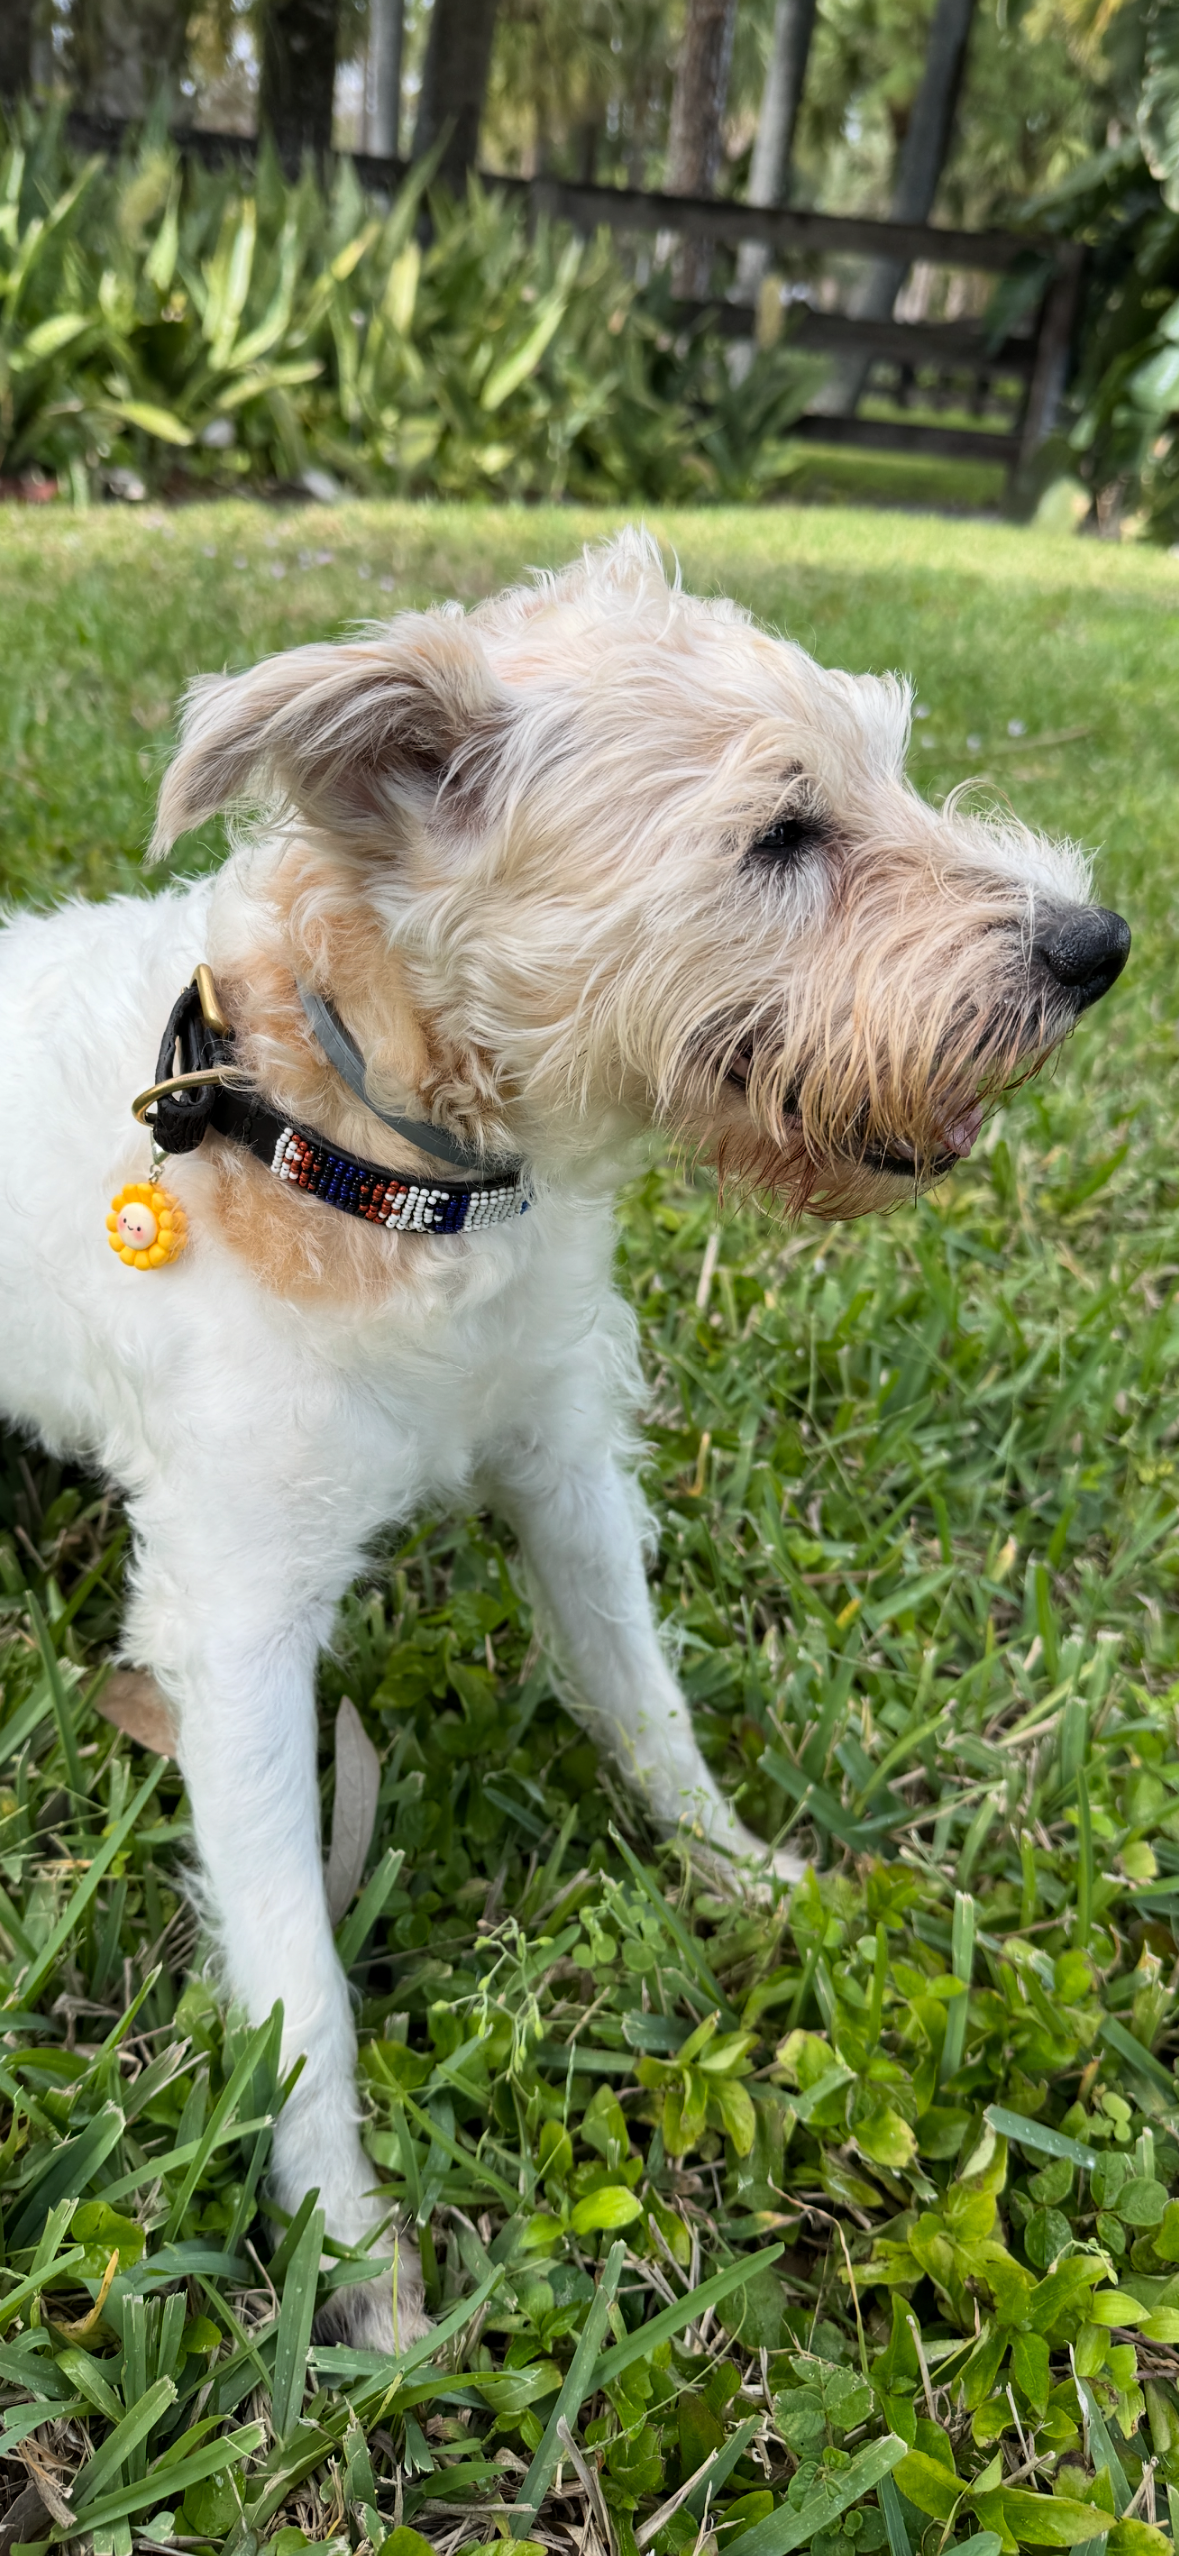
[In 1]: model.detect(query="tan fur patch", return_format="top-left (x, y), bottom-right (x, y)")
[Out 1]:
top-left (206, 1144), bottom-right (402, 1305)
top-left (194, 849), bottom-right (512, 1302)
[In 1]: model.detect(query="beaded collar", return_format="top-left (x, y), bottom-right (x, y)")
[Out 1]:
top-left (131, 970), bottom-right (531, 1237)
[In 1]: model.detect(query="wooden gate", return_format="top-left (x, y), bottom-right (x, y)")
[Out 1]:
top-left (524, 174), bottom-right (1085, 482)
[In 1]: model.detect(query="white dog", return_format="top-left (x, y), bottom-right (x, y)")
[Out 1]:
top-left (0, 532), bottom-right (1128, 2342)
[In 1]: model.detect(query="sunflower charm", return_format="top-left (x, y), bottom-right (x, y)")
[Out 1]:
top-left (107, 1181), bottom-right (187, 1271)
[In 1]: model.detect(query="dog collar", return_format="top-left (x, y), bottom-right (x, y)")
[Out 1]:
top-left (130, 972), bottom-right (530, 1236)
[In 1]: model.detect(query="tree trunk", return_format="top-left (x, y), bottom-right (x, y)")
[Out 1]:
top-left (259, 0), bottom-right (341, 164)
top-left (70, 0), bottom-right (191, 117)
top-left (735, 0), bottom-right (818, 298)
top-left (411, 0), bottom-right (501, 192)
top-left (890, 0), bottom-right (978, 226)
top-left (365, 0), bottom-right (402, 157)
top-left (665, 0), bottom-right (737, 297)
top-left (834, 0), bottom-right (978, 406)
top-left (0, 0), bottom-right (36, 103)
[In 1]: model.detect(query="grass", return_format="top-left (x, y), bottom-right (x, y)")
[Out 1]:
top-left (2, 497), bottom-right (1179, 2556)
top-left (782, 442), bottom-right (1012, 513)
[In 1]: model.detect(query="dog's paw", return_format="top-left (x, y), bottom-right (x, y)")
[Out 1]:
top-left (763, 1837), bottom-right (808, 1885)
top-left (725, 1816), bottom-right (806, 1886)
top-left (674, 1823), bottom-right (807, 1896)
top-left (313, 2241), bottom-right (431, 2354)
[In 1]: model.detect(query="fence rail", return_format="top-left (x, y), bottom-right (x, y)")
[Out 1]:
top-left (64, 111), bottom-right (1084, 484)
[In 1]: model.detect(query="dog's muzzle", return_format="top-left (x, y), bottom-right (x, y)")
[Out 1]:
top-left (709, 897), bottom-right (1131, 1204)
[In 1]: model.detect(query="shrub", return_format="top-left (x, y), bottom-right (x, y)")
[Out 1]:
top-left (1026, 139), bottom-right (1179, 537)
top-left (1029, 0), bottom-right (1179, 547)
top-left (0, 105), bottom-right (823, 504)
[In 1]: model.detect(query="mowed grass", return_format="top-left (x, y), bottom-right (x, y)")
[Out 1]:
top-left (2, 500), bottom-right (1179, 2556)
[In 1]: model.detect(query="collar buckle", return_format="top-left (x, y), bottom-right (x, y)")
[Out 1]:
top-left (138, 971), bottom-right (240, 1155)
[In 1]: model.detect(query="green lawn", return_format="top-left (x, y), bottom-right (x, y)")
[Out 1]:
top-left (3, 498), bottom-right (1179, 2556)
top-left (784, 440), bottom-right (1012, 512)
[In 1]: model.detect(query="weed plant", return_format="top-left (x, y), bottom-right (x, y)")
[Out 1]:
top-left (0, 503), bottom-right (1178, 2555)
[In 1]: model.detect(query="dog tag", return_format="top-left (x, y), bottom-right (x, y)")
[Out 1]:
top-left (107, 1180), bottom-right (187, 1270)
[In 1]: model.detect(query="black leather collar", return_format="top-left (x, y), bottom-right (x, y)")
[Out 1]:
top-left (132, 977), bottom-right (530, 1235)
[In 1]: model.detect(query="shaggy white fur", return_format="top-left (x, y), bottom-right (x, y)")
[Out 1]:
top-left (0, 531), bottom-right (1120, 2346)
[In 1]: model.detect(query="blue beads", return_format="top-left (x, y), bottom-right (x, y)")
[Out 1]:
top-left (267, 1117), bottom-right (524, 1232)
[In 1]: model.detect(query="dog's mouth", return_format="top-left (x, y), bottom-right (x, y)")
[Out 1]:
top-left (724, 1045), bottom-right (986, 1185)
top-left (863, 1101), bottom-right (985, 1179)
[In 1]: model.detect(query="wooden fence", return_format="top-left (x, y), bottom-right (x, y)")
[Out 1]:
top-left (67, 111), bottom-right (1085, 482)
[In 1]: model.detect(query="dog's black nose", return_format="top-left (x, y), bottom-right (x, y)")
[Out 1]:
top-left (1036, 906), bottom-right (1131, 1011)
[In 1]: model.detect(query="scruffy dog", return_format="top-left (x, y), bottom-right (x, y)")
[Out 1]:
top-left (0, 532), bottom-right (1128, 2344)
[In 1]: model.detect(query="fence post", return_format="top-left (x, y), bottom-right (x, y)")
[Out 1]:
top-left (1017, 239), bottom-right (1085, 474)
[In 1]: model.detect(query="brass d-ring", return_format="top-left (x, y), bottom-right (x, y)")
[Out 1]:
top-left (131, 1067), bottom-right (245, 1125)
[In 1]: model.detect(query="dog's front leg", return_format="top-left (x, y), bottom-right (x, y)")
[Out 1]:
top-left (135, 1575), bottom-right (425, 2348)
top-left (495, 1448), bottom-right (803, 1881)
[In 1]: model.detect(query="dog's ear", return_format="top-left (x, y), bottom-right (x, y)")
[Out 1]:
top-left (151, 613), bottom-right (512, 858)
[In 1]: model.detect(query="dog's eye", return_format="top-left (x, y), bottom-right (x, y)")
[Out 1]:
top-left (745, 813), bottom-right (824, 866)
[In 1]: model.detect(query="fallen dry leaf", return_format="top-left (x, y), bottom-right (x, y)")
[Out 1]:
top-left (13, 2442), bottom-right (72, 2530)
top-left (325, 1696), bottom-right (381, 1924)
top-left (94, 1668), bottom-right (176, 1755)
top-left (48, 2246), bottom-right (120, 2341)
top-left (130, 692), bottom-right (172, 732)
top-left (92, 1679), bottom-right (381, 1921)
top-left (990, 722), bottom-right (1091, 754)
top-left (0, 2483), bottom-right (54, 2552)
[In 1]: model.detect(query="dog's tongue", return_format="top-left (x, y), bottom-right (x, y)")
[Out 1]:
top-left (945, 1103), bottom-right (985, 1158)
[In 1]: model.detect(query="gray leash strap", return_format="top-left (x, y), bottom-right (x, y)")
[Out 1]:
top-left (296, 980), bottom-right (515, 1175)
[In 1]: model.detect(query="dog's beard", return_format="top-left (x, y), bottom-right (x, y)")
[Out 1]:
top-left (700, 1106), bottom-right (959, 1220)
top-left (678, 983), bottom-right (1072, 1222)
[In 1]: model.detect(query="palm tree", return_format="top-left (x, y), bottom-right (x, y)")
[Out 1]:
top-left (835, 0), bottom-right (979, 405)
top-left (0, 0), bottom-right (35, 102)
top-left (258, 0), bottom-right (341, 159)
top-left (364, 0), bottom-right (403, 156)
top-left (69, 0), bottom-right (192, 120)
top-left (736, 0), bottom-right (820, 297)
top-left (412, 0), bottom-right (502, 189)
top-left (665, 0), bottom-right (738, 294)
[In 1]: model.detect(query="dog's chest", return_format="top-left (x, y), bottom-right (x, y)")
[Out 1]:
top-left (285, 1200), bottom-right (627, 1520)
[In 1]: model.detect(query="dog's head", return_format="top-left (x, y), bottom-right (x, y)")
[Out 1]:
top-left (155, 529), bottom-right (1128, 1218)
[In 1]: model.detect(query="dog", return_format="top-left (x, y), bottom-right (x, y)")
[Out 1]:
top-left (0, 530), bottom-right (1129, 2344)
